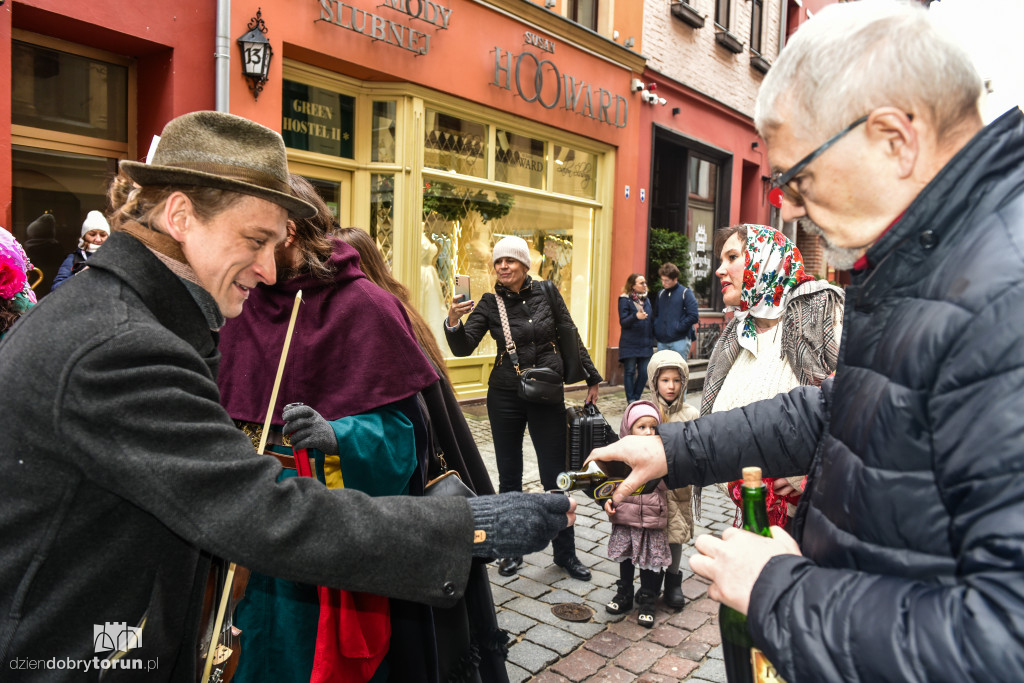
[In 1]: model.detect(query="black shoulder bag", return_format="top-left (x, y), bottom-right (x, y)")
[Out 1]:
top-left (540, 280), bottom-right (588, 385)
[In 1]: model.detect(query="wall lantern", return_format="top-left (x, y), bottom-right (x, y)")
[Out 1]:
top-left (237, 8), bottom-right (272, 100)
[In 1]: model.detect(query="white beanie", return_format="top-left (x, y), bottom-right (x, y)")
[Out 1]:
top-left (81, 210), bottom-right (110, 237)
top-left (492, 235), bottom-right (531, 269)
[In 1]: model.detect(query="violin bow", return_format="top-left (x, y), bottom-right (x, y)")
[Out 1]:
top-left (257, 289), bottom-right (303, 455)
top-left (200, 289), bottom-right (303, 683)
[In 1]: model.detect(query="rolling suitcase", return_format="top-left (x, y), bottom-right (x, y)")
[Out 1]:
top-left (564, 403), bottom-right (618, 472)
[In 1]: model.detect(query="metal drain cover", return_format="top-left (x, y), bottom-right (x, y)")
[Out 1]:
top-left (551, 602), bottom-right (594, 622)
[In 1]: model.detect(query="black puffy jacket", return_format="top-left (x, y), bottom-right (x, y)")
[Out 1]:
top-left (661, 108), bottom-right (1024, 681)
top-left (445, 276), bottom-right (602, 392)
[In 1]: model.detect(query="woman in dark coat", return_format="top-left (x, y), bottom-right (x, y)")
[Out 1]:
top-left (336, 226), bottom-right (508, 683)
top-left (446, 236), bottom-right (602, 581)
top-left (617, 273), bottom-right (655, 403)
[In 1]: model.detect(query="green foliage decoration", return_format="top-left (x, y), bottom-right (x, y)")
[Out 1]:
top-left (647, 227), bottom-right (691, 293)
top-left (422, 181), bottom-right (515, 223)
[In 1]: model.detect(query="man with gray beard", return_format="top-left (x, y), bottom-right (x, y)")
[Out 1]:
top-left (798, 217), bottom-right (861, 269)
top-left (590, 1), bottom-right (1024, 680)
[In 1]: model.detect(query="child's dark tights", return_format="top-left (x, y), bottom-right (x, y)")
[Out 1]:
top-left (619, 559), bottom-right (663, 592)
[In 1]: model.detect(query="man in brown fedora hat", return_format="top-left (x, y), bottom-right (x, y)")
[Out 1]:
top-left (0, 110), bottom-right (575, 680)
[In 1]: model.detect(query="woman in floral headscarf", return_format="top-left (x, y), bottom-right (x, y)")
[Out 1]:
top-left (0, 227), bottom-right (38, 338)
top-left (701, 224), bottom-right (844, 528)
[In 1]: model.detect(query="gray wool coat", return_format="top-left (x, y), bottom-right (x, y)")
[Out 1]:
top-left (0, 233), bottom-right (473, 681)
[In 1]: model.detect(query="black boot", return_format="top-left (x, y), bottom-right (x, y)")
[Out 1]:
top-left (636, 588), bottom-right (656, 628)
top-left (663, 570), bottom-right (685, 609)
top-left (605, 580), bottom-right (634, 614)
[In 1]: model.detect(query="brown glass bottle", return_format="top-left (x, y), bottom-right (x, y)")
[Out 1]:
top-left (719, 467), bottom-right (787, 683)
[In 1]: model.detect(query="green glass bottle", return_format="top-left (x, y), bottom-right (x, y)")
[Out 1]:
top-left (719, 467), bottom-right (787, 683)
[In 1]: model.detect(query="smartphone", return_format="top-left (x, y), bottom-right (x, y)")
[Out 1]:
top-left (454, 274), bottom-right (471, 303)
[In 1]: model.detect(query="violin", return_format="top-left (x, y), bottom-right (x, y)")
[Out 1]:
top-left (197, 560), bottom-right (250, 683)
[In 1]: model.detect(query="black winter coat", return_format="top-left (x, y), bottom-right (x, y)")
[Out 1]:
top-left (660, 108), bottom-right (1024, 682)
top-left (445, 276), bottom-right (602, 391)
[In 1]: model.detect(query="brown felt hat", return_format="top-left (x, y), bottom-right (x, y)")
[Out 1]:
top-left (120, 111), bottom-right (316, 218)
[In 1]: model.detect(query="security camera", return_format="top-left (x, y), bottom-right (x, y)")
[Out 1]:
top-left (631, 78), bottom-right (644, 93)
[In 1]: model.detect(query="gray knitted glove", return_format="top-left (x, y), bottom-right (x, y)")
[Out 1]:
top-left (282, 403), bottom-right (336, 454)
top-left (467, 492), bottom-right (570, 558)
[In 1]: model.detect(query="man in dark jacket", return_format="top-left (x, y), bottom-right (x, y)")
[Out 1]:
top-left (0, 112), bottom-right (574, 681)
top-left (592, 3), bottom-right (1024, 681)
top-left (652, 262), bottom-right (699, 360)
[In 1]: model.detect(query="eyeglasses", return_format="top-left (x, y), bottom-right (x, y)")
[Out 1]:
top-left (770, 115), bottom-right (869, 206)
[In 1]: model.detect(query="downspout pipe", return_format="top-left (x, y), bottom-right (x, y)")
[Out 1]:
top-left (779, 0), bottom-right (789, 52)
top-left (215, 0), bottom-right (231, 112)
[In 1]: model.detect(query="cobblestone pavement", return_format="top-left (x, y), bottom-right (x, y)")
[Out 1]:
top-left (462, 385), bottom-right (735, 682)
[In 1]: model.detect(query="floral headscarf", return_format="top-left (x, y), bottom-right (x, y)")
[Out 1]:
top-left (732, 224), bottom-right (813, 355)
top-left (0, 227), bottom-right (38, 311)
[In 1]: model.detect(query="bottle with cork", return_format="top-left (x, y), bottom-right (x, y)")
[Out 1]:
top-left (719, 467), bottom-right (787, 683)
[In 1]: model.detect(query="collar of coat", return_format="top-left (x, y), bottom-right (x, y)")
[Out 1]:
top-left (495, 275), bottom-right (534, 298)
top-left (84, 231), bottom-right (219, 357)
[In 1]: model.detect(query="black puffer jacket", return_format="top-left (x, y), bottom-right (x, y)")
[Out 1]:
top-left (661, 108), bottom-right (1024, 682)
top-left (446, 276), bottom-right (602, 392)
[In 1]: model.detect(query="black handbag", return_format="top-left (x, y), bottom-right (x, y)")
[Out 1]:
top-left (517, 366), bottom-right (564, 404)
top-left (540, 280), bottom-right (588, 385)
top-left (494, 291), bottom-right (564, 405)
top-left (421, 393), bottom-right (476, 499)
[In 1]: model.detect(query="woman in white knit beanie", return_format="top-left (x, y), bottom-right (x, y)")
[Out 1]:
top-left (50, 210), bottom-right (110, 290)
top-left (445, 235), bottom-right (603, 581)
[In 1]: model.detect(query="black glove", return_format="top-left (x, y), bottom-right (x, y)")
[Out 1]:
top-left (282, 403), bottom-right (336, 453)
top-left (467, 492), bottom-right (570, 559)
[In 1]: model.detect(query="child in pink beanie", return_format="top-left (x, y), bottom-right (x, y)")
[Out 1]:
top-left (604, 400), bottom-right (670, 627)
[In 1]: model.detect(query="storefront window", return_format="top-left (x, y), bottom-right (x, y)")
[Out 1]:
top-left (551, 145), bottom-right (597, 199)
top-left (13, 147), bottom-right (118, 294)
top-left (371, 101), bottom-right (397, 163)
top-left (12, 41), bottom-right (128, 143)
top-left (424, 110), bottom-right (486, 178)
top-left (370, 174), bottom-right (395, 266)
top-left (687, 156), bottom-right (718, 308)
top-left (495, 130), bottom-right (545, 190)
top-left (422, 177), bottom-right (594, 357)
top-left (306, 177), bottom-right (341, 221)
top-left (282, 80), bottom-right (355, 158)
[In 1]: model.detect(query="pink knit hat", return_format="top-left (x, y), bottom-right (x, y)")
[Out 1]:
top-left (619, 399), bottom-right (662, 438)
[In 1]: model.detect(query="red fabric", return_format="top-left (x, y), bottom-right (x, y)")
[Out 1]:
top-left (292, 449), bottom-right (391, 683)
top-left (310, 589), bottom-right (390, 683)
top-left (727, 478), bottom-right (802, 528)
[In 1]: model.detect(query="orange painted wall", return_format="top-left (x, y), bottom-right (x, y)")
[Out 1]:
top-left (231, 1), bottom-right (637, 143)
